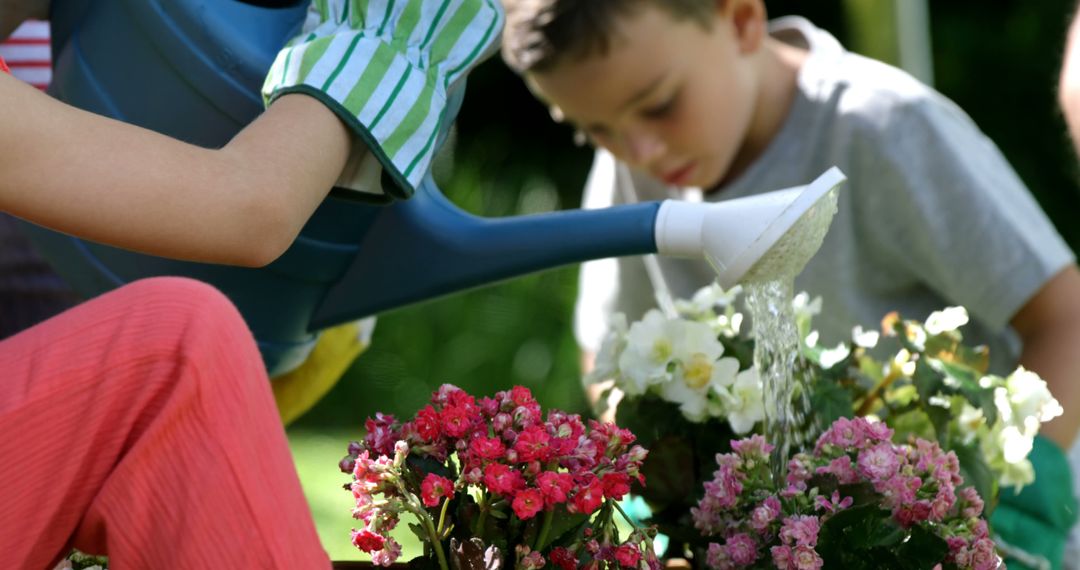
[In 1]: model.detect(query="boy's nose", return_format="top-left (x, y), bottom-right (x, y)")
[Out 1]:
top-left (621, 131), bottom-right (666, 166)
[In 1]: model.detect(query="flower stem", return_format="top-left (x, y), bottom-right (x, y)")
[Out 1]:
top-left (423, 512), bottom-right (451, 570)
top-left (437, 496), bottom-right (451, 537)
top-left (476, 493), bottom-right (488, 536)
top-left (856, 366), bottom-right (902, 416)
top-left (611, 500), bottom-right (641, 531)
top-left (534, 508), bottom-right (555, 551)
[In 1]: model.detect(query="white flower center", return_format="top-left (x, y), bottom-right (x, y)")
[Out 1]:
top-left (683, 353), bottom-right (713, 389)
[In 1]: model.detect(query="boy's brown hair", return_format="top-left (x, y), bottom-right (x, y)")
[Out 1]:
top-left (501, 0), bottom-right (716, 74)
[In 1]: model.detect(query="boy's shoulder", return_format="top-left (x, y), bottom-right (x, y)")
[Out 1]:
top-left (781, 17), bottom-right (964, 142)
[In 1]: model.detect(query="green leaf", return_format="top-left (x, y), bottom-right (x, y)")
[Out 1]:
top-left (949, 442), bottom-right (998, 518)
top-left (809, 377), bottom-right (855, 429)
top-left (894, 524), bottom-right (949, 569)
top-left (409, 522), bottom-right (429, 543)
top-left (886, 409), bottom-right (935, 442)
top-left (913, 360), bottom-right (951, 438)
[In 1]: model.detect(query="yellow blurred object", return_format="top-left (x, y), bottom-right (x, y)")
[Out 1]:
top-left (271, 318), bottom-right (375, 425)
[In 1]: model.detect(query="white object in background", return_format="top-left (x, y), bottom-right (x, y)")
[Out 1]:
top-left (0, 20), bottom-right (50, 89)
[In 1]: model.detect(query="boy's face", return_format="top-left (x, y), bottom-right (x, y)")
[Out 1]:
top-left (528, 3), bottom-right (762, 189)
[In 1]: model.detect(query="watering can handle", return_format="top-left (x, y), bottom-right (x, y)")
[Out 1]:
top-left (310, 177), bottom-right (664, 328)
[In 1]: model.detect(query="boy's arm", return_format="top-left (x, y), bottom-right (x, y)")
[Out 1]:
top-left (0, 73), bottom-right (351, 267)
top-left (1012, 266), bottom-right (1080, 448)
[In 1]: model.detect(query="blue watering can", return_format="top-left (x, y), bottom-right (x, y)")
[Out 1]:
top-left (22, 0), bottom-right (845, 376)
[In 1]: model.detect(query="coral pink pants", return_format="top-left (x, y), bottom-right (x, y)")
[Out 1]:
top-left (0, 278), bottom-right (331, 569)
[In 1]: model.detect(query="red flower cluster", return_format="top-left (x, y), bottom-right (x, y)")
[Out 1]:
top-left (350, 384), bottom-right (648, 521)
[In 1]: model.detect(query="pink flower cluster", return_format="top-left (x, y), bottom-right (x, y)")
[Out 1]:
top-left (691, 418), bottom-right (998, 570)
top-left (340, 384), bottom-right (651, 567)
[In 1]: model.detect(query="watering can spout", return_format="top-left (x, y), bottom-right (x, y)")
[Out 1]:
top-left (311, 177), bottom-right (663, 327)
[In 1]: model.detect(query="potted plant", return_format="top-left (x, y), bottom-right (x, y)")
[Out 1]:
top-left (337, 384), bottom-right (659, 570)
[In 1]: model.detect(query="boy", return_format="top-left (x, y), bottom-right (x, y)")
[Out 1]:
top-left (502, 0), bottom-right (1080, 563)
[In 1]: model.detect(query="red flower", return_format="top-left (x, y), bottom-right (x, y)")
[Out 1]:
top-left (514, 425), bottom-right (553, 463)
top-left (536, 471), bottom-right (575, 506)
top-left (549, 547), bottom-right (579, 570)
top-left (351, 528), bottom-right (386, 553)
top-left (510, 385), bottom-right (536, 407)
top-left (512, 488), bottom-right (545, 520)
top-left (570, 478), bottom-right (605, 515)
top-left (470, 435), bottom-right (506, 460)
top-left (614, 544), bottom-right (642, 568)
top-left (413, 405), bottom-right (441, 442)
top-left (483, 463), bottom-right (525, 496)
top-left (440, 405), bottom-right (476, 439)
top-left (601, 472), bottom-right (631, 500)
top-left (363, 413), bottom-right (400, 457)
top-left (420, 473), bottom-right (455, 507)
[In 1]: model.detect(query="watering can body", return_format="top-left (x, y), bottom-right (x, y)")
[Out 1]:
top-left (22, 0), bottom-right (662, 375)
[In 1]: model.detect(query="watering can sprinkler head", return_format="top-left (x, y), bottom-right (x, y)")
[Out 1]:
top-left (654, 167), bottom-right (846, 289)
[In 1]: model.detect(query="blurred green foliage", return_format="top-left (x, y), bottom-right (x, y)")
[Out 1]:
top-left (294, 0), bottom-right (1080, 432)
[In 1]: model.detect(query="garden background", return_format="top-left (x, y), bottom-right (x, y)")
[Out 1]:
top-left (284, 0), bottom-right (1080, 560)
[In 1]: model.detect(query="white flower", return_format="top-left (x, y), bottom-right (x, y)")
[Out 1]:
top-left (675, 282), bottom-right (742, 316)
top-left (662, 356), bottom-right (740, 422)
top-left (791, 292), bottom-right (822, 340)
top-left (586, 313), bottom-right (628, 385)
top-left (656, 320), bottom-right (735, 421)
top-left (851, 325), bottom-right (880, 349)
top-left (924, 306), bottom-right (969, 335)
top-left (956, 402), bottom-right (987, 445)
top-left (616, 310), bottom-right (680, 395)
top-left (718, 367), bottom-right (766, 434)
top-left (1003, 366), bottom-right (1063, 427)
top-left (819, 343), bottom-right (851, 369)
top-left (982, 421), bottom-right (1036, 489)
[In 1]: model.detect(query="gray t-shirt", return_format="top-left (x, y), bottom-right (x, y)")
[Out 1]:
top-left (573, 16), bottom-right (1075, 375)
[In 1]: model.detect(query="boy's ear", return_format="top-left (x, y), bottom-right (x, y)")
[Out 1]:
top-left (724, 0), bottom-right (767, 54)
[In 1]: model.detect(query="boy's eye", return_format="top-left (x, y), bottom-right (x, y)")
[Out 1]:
top-left (642, 93), bottom-right (679, 119)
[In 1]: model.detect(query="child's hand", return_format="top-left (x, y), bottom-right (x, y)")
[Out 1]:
top-left (262, 0), bottom-right (504, 199)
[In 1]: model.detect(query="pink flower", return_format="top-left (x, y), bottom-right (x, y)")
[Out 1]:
top-left (420, 473), bottom-right (454, 507)
top-left (371, 537), bottom-right (402, 566)
top-left (483, 463), bottom-right (525, 497)
top-left (351, 528), bottom-right (385, 553)
top-left (814, 491), bottom-right (853, 514)
top-left (750, 496), bottom-right (783, 532)
top-left (877, 473), bottom-right (921, 507)
top-left (779, 515), bottom-right (820, 547)
top-left (569, 477), bottom-right (605, 515)
top-left (857, 442), bottom-right (901, 481)
top-left (725, 533), bottom-right (759, 566)
top-left (512, 488), bottom-right (545, 520)
top-left (470, 435), bottom-right (506, 460)
top-left (707, 543), bottom-right (731, 570)
top-left (815, 455), bottom-right (859, 484)
top-left (731, 434), bottom-right (774, 460)
top-left (969, 538), bottom-right (999, 570)
top-left (536, 471), bottom-right (574, 506)
top-left (791, 545), bottom-right (823, 570)
top-left (894, 501), bottom-right (932, 528)
top-left (770, 545), bottom-right (793, 569)
top-left (614, 544), bottom-right (642, 568)
top-left (958, 486), bottom-right (985, 519)
top-left (514, 425), bottom-right (553, 463)
top-left (601, 472), bottom-right (632, 500)
top-left (549, 546), bottom-right (578, 570)
top-left (516, 547), bottom-right (546, 570)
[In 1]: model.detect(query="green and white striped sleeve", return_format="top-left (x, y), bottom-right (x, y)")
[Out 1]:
top-left (263, 0), bottom-right (504, 200)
